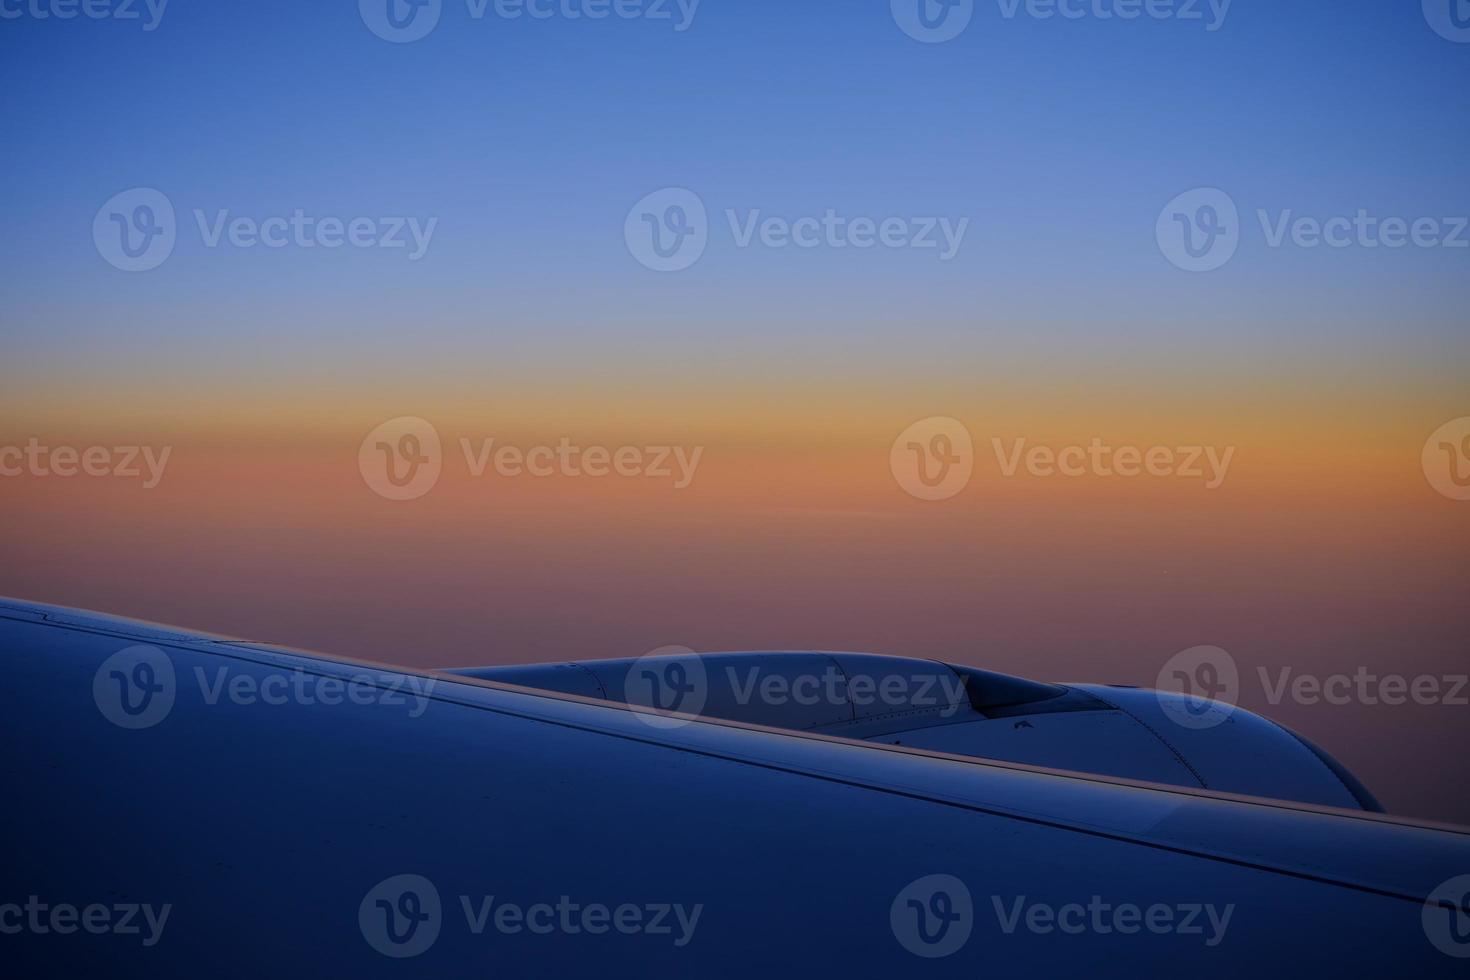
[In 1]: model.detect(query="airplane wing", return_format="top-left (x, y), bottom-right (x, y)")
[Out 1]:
top-left (2, 597), bottom-right (1467, 977)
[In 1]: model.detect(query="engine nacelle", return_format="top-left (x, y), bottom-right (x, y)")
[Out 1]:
top-left (450, 652), bottom-right (1380, 812)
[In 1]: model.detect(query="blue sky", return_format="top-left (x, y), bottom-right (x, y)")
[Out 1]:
top-left (1, 1), bottom-right (1467, 383)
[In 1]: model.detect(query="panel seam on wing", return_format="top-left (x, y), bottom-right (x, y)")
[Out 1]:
top-left (820, 653), bottom-right (857, 725)
top-left (566, 661), bottom-right (609, 701)
top-left (1082, 688), bottom-right (1210, 790)
top-left (1266, 718), bottom-right (1383, 813)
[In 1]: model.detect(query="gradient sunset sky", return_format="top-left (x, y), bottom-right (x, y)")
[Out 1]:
top-left (1, 2), bottom-right (1467, 822)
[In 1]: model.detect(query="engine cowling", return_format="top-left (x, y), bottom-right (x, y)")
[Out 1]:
top-left (448, 651), bottom-right (1381, 812)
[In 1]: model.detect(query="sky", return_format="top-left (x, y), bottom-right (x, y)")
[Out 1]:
top-left (1, 0), bottom-right (1468, 823)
